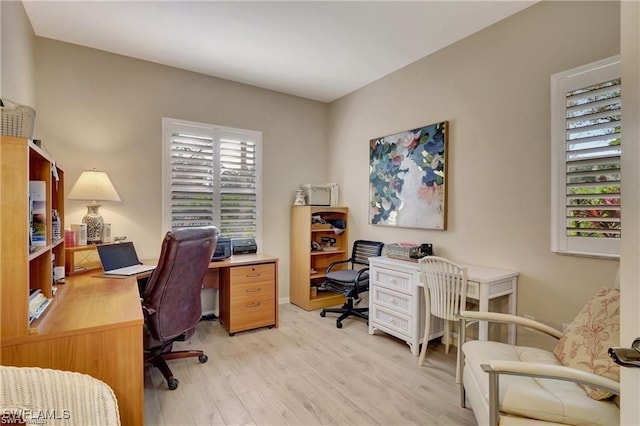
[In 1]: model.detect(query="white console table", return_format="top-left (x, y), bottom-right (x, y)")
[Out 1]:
top-left (368, 256), bottom-right (518, 356)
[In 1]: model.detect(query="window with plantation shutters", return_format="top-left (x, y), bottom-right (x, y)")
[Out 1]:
top-left (162, 118), bottom-right (262, 244)
top-left (551, 56), bottom-right (621, 258)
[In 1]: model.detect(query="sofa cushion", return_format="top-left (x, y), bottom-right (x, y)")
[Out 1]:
top-left (553, 287), bottom-right (620, 400)
top-left (463, 340), bottom-right (619, 425)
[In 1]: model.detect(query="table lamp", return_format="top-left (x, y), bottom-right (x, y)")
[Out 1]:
top-left (67, 169), bottom-right (121, 244)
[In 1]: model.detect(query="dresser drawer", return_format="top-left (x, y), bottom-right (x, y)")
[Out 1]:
top-left (230, 264), bottom-right (275, 285)
top-left (371, 286), bottom-right (412, 316)
top-left (370, 305), bottom-right (413, 338)
top-left (467, 281), bottom-right (479, 299)
top-left (371, 267), bottom-right (413, 295)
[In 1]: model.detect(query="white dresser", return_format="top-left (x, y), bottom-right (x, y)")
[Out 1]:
top-left (368, 256), bottom-right (518, 356)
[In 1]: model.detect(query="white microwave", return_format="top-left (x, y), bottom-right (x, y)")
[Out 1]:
top-left (301, 183), bottom-right (339, 206)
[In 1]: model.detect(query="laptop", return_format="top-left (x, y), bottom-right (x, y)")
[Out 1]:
top-left (97, 242), bottom-right (156, 276)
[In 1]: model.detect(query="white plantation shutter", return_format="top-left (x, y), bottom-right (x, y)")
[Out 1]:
top-left (169, 132), bottom-right (215, 228)
top-left (551, 56), bottom-right (621, 258)
top-left (218, 132), bottom-right (258, 238)
top-left (163, 119), bottom-right (261, 243)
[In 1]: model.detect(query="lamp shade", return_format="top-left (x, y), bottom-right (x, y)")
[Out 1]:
top-left (68, 170), bottom-right (121, 202)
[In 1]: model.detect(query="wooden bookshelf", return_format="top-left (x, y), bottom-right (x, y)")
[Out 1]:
top-left (1, 136), bottom-right (65, 338)
top-left (290, 206), bottom-right (348, 310)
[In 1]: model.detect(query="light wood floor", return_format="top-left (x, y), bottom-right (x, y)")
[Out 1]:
top-left (144, 303), bottom-right (477, 426)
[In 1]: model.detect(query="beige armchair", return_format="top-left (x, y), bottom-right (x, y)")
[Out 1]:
top-left (459, 287), bottom-right (620, 426)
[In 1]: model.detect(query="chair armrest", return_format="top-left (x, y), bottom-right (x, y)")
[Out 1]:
top-left (460, 310), bottom-right (563, 340)
top-left (481, 361), bottom-right (619, 426)
top-left (326, 258), bottom-right (352, 273)
top-left (482, 361), bottom-right (620, 396)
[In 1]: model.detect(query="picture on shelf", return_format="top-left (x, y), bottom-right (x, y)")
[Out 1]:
top-left (29, 180), bottom-right (47, 247)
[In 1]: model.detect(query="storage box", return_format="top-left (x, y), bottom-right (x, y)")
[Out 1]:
top-left (301, 184), bottom-right (332, 206)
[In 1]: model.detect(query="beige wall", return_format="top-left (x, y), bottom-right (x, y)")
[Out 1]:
top-left (0, 0), bottom-right (36, 108)
top-left (34, 39), bottom-right (329, 300)
top-left (327, 1), bottom-right (621, 335)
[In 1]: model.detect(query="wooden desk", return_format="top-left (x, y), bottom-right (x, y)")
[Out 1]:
top-left (369, 256), bottom-right (518, 356)
top-left (204, 254), bottom-right (279, 335)
top-left (0, 273), bottom-right (144, 426)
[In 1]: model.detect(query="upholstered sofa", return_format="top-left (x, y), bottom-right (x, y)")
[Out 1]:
top-left (459, 287), bottom-right (620, 426)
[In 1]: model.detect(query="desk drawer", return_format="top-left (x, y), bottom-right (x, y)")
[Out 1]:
top-left (371, 267), bottom-right (413, 295)
top-left (231, 280), bottom-right (275, 300)
top-left (371, 286), bottom-right (412, 316)
top-left (230, 293), bottom-right (275, 330)
top-left (370, 305), bottom-right (413, 338)
top-left (230, 264), bottom-right (275, 285)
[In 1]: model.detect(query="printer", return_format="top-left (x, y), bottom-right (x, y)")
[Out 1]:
top-left (211, 237), bottom-right (232, 261)
top-left (231, 237), bottom-right (257, 255)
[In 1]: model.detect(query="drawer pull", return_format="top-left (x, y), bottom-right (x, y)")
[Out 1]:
top-left (246, 272), bottom-right (262, 278)
top-left (245, 287), bottom-right (261, 293)
top-left (245, 302), bottom-right (261, 308)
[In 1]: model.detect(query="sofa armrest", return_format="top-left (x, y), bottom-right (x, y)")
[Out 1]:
top-left (481, 361), bottom-right (619, 426)
top-left (460, 310), bottom-right (563, 340)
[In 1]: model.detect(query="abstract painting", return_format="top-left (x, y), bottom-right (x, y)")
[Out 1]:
top-left (369, 121), bottom-right (448, 230)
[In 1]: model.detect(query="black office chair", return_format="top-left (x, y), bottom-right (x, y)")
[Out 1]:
top-left (142, 226), bottom-right (218, 390)
top-left (320, 240), bottom-right (384, 328)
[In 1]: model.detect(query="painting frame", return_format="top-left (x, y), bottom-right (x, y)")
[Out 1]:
top-left (369, 121), bottom-right (448, 230)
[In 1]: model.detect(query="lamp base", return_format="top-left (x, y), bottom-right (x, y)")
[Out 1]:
top-left (83, 204), bottom-right (104, 244)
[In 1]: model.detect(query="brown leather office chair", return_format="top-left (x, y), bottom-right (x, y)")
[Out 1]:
top-left (142, 226), bottom-right (218, 390)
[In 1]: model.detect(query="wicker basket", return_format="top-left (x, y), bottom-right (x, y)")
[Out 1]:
top-left (386, 243), bottom-right (425, 262)
top-left (1, 99), bottom-right (35, 138)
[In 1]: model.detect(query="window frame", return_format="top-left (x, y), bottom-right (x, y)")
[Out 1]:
top-left (162, 117), bottom-right (263, 248)
top-left (551, 55), bottom-right (621, 259)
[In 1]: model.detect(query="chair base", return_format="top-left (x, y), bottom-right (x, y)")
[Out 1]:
top-left (145, 344), bottom-right (208, 390)
top-left (320, 298), bottom-right (368, 328)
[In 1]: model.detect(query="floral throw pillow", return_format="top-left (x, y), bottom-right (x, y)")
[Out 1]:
top-left (553, 287), bottom-right (620, 400)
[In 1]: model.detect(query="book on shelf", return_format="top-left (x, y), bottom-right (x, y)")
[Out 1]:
top-left (29, 180), bottom-right (47, 247)
top-left (28, 289), bottom-right (51, 323)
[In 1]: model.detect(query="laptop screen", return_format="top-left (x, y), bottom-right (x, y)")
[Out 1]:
top-left (97, 242), bottom-right (141, 272)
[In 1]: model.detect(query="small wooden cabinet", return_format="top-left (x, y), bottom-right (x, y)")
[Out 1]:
top-left (290, 206), bottom-right (348, 310)
top-left (218, 255), bottom-right (279, 335)
top-left (65, 244), bottom-right (102, 276)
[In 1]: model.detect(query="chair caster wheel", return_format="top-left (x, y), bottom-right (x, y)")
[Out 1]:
top-left (336, 321), bottom-right (343, 329)
top-left (199, 354), bottom-right (208, 363)
top-left (168, 378), bottom-right (179, 390)
top-left (268, 325), bottom-right (274, 329)
top-left (320, 311), bottom-right (326, 317)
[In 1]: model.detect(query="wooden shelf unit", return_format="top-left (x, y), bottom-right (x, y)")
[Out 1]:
top-left (1, 137), bottom-right (65, 338)
top-left (290, 206), bottom-right (348, 310)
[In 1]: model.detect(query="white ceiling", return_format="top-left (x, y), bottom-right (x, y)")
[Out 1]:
top-left (23, 1), bottom-right (536, 103)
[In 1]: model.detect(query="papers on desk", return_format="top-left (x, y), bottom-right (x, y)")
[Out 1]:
top-left (28, 289), bottom-right (51, 324)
